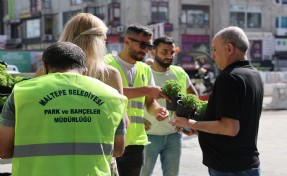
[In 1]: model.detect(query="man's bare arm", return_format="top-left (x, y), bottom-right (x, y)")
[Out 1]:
top-left (145, 96), bottom-right (169, 121)
top-left (0, 125), bottom-right (14, 158)
top-left (123, 86), bottom-right (170, 100)
top-left (170, 116), bottom-right (240, 137)
top-left (113, 134), bottom-right (125, 157)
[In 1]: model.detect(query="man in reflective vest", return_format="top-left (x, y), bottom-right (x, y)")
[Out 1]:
top-left (105, 24), bottom-right (170, 176)
top-left (141, 37), bottom-right (198, 176)
top-left (0, 42), bottom-right (128, 176)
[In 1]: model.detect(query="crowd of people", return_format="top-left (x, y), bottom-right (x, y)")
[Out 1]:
top-left (0, 12), bottom-right (263, 176)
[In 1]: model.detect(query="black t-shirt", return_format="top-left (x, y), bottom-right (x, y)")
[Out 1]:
top-left (198, 60), bottom-right (264, 172)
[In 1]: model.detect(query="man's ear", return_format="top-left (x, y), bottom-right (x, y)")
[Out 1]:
top-left (42, 63), bottom-right (49, 74)
top-left (226, 43), bottom-right (235, 55)
top-left (124, 37), bottom-right (130, 46)
top-left (82, 67), bottom-right (88, 76)
top-left (151, 48), bottom-right (156, 57)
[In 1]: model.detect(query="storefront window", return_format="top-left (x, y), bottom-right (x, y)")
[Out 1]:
top-left (181, 5), bottom-right (209, 28)
top-left (275, 17), bottom-right (287, 28)
top-left (108, 2), bottom-right (121, 27)
top-left (70, 0), bottom-right (82, 5)
top-left (42, 0), bottom-right (51, 10)
top-left (281, 17), bottom-right (287, 28)
top-left (151, 2), bottom-right (168, 23)
top-left (63, 10), bottom-right (81, 26)
top-left (30, 0), bottom-right (38, 12)
top-left (26, 19), bottom-right (40, 38)
top-left (229, 5), bottom-right (261, 29)
top-left (247, 12), bottom-right (261, 28)
top-left (86, 6), bottom-right (105, 20)
top-left (230, 12), bottom-right (245, 28)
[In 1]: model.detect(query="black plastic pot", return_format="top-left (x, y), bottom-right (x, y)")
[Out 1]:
top-left (0, 85), bottom-right (13, 94)
top-left (166, 95), bottom-right (181, 111)
top-left (176, 100), bottom-right (196, 119)
top-left (0, 86), bottom-right (12, 112)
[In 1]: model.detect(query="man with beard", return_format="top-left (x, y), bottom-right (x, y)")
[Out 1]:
top-left (105, 24), bottom-right (170, 176)
top-left (140, 37), bottom-right (198, 176)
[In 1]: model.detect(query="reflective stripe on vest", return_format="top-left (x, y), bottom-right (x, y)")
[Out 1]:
top-left (129, 116), bottom-right (145, 124)
top-left (13, 143), bottom-right (113, 158)
top-left (129, 101), bottom-right (145, 109)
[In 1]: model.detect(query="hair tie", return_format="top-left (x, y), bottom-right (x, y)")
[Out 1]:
top-left (73, 28), bottom-right (103, 42)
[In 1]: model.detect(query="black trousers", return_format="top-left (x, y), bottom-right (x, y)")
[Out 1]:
top-left (116, 145), bottom-right (144, 176)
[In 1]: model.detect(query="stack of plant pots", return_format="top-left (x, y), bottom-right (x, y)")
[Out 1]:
top-left (162, 80), bottom-right (208, 119)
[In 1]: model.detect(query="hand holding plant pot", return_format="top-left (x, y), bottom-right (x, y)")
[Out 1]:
top-left (161, 80), bottom-right (182, 111)
top-left (173, 94), bottom-right (208, 133)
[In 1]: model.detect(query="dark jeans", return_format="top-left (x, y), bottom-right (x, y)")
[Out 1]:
top-left (208, 166), bottom-right (261, 176)
top-left (116, 145), bottom-right (144, 176)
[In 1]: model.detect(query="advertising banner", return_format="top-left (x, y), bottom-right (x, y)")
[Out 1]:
top-left (0, 51), bottom-right (42, 72)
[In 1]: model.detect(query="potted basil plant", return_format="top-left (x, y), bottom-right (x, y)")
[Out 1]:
top-left (161, 80), bottom-right (182, 111)
top-left (196, 100), bottom-right (208, 116)
top-left (176, 94), bottom-right (199, 119)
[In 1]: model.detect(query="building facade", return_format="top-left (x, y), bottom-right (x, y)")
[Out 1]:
top-left (2, 0), bottom-right (287, 71)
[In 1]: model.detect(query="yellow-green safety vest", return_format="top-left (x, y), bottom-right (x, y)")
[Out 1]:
top-left (105, 54), bottom-right (150, 146)
top-left (169, 65), bottom-right (187, 95)
top-left (13, 73), bottom-right (128, 176)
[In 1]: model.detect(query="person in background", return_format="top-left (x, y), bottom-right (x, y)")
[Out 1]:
top-left (34, 13), bottom-right (127, 175)
top-left (105, 24), bottom-right (170, 176)
top-left (145, 58), bottom-right (154, 66)
top-left (140, 36), bottom-right (198, 176)
top-left (170, 26), bottom-right (263, 176)
top-left (195, 56), bottom-right (214, 94)
top-left (0, 42), bottom-right (128, 176)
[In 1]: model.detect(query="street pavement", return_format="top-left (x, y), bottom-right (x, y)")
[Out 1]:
top-left (1, 97), bottom-right (287, 175)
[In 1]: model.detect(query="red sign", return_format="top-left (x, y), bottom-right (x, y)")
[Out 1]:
top-left (164, 23), bottom-right (173, 32)
top-left (107, 34), bottom-right (120, 44)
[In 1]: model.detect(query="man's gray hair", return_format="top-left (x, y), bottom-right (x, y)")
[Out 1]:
top-left (215, 26), bottom-right (249, 53)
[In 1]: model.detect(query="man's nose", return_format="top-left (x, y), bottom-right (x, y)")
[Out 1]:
top-left (211, 52), bottom-right (215, 60)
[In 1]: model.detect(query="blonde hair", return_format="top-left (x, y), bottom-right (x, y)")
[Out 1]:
top-left (58, 13), bottom-right (108, 80)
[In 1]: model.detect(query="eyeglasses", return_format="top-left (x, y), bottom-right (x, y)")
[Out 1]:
top-left (128, 37), bottom-right (154, 50)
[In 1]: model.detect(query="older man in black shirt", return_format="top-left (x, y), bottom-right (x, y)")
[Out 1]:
top-left (170, 26), bottom-right (263, 176)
